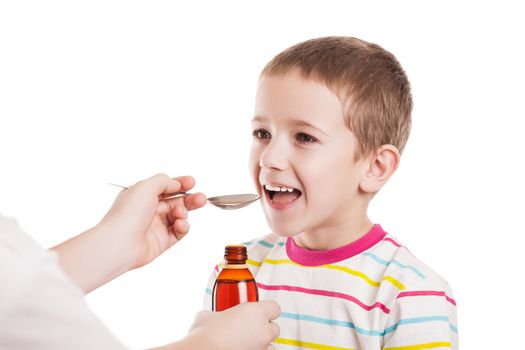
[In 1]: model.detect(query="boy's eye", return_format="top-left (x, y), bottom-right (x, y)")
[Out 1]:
top-left (296, 132), bottom-right (317, 144)
top-left (253, 129), bottom-right (271, 139)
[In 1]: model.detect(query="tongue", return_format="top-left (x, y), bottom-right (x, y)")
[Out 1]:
top-left (271, 191), bottom-right (300, 204)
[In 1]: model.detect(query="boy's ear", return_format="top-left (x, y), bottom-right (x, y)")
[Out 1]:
top-left (359, 145), bottom-right (400, 194)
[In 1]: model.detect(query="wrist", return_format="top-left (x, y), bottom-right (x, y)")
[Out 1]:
top-left (88, 221), bottom-right (136, 276)
top-left (51, 222), bottom-right (134, 294)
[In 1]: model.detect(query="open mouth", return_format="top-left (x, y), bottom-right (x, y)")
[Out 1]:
top-left (264, 184), bottom-right (303, 205)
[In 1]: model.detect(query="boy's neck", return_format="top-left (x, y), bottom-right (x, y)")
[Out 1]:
top-left (293, 216), bottom-right (374, 251)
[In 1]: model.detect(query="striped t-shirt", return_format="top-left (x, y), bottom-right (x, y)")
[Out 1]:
top-left (205, 224), bottom-right (458, 350)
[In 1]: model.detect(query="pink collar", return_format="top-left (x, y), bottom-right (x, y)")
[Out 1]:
top-left (286, 224), bottom-right (386, 266)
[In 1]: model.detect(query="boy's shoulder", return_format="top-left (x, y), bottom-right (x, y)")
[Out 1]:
top-left (374, 232), bottom-right (458, 346)
top-left (373, 233), bottom-right (454, 298)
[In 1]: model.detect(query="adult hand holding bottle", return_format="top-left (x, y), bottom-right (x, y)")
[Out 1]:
top-left (174, 301), bottom-right (281, 350)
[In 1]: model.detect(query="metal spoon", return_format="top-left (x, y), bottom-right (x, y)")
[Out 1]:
top-left (108, 183), bottom-right (260, 210)
top-left (207, 193), bottom-right (260, 210)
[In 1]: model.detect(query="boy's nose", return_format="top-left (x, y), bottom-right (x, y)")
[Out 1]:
top-left (259, 139), bottom-right (289, 171)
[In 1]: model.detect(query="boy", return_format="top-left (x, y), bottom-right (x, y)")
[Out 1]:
top-left (205, 37), bottom-right (457, 349)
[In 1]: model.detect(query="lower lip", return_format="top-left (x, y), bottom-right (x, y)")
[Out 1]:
top-left (264, 189), bottom-right (301, 211)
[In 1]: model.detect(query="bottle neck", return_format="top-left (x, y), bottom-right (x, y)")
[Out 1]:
top-left (223, 262), bottom-right (249, 269)
top-left (224, 245), bottom-right (248, 266)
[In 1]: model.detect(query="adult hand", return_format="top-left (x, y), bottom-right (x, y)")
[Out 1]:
top-left (99, 174), bottom-right (207, 270)
top-left (52, 174), bottom-right (207, 293)
top-left (183, 301), bottom-right (281, 350)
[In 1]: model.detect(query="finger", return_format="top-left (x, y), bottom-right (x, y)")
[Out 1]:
top-left (268, 322), bottom-right (280, 341)
top-left (163, 192), bottom-right (207, 212)
top-left (172, 219), bottom-right (189, 240)
top-left (259, 300), bottom-right (281, 320)
top-left (144, 173), bottom-right (182, 196)
top-left (157, 200), bottom-right (172, 216)
top-left (172, 176), bottom-right (196, 192)
top-left (183, 192), bottom-right (207, 210)
top-left (157, 200), bottom-right (185, 216)
top-left (267, 344), bottom-right (276, 350)
top-left (171, 205), bottom-right (188, 219)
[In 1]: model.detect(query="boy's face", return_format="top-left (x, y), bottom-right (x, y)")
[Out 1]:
top-left (249, 70), bottom-right (370, 237)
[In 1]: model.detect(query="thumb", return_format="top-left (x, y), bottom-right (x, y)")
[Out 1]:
top-left (258, 300), bottom-right (281, 320)
top-left (145, 173), bottom-right (182, 196)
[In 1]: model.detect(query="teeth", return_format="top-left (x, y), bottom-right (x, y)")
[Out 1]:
top-left (265, 184), bottom-right (295, 192)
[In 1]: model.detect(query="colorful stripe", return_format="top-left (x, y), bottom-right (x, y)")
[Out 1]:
top-left (247, 258), bottom-right (262, 267)
top-left (397, 291), bottom-right (456, 306)
top-left (361, 252), bottom-right (426, 279)
top-left (257, 282), bottom-right (390, 314)
top-left (264, 258), bottom-right (296, 265)
top-left (280, 312), bottom-right (457, 336)
top-left (274, 337), bottom-right (354, 350)
top-left (243, 239), bottom-right (285, 248)
top-left (250, 258), bottom-right (405, 290)
top-left (382, 276), bottom-right (406, 290)
top-left (383, 316), bottom-right (458, 334)
top-left (280, 312), bottom-right (381, 336)
top-left (383, 341), bottom-right (451, 349)
top-left (322, 264), bottom-right (405, 290)
top-left (384, 237), bottom-right (401, 247)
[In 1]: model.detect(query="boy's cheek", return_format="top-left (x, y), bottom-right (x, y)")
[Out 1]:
top-left (248, 153), bottom-right (261, 180)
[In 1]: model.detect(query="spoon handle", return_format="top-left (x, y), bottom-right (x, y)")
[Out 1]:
top-left (162, 192), bottom-right (188, 200)
top-left (108, 183), bottom-right (188, 200)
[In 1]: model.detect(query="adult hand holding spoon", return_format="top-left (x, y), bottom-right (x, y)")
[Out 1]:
top-left (109, 184), bottom-right (260, 210)
top-left (103, 174), bottom-right (207, 270)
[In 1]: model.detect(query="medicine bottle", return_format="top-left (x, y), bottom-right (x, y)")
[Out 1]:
top-left (212, 245), bottom-right (259, 311)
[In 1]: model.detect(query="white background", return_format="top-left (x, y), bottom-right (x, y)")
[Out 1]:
top-left (1, 1), bottom-right (523, 348)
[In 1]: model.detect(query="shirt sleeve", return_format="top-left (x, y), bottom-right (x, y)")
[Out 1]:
top-left (0, 216), bottom-right (128, 350)
top-left (382, 277), bottom-right (458, 350)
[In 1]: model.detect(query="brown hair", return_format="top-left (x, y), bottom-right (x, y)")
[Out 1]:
top-left (261, 36), bottom-right (413, 160)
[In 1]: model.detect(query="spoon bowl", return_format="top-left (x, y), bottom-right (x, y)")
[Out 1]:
top-left (207, 193), bottom-right (260, 210)
top-left (108, 183), bottom-right (260, 210)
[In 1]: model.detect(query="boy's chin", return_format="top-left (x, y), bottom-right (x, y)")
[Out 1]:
top-left (268, 223), bottom-right (299, 238)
